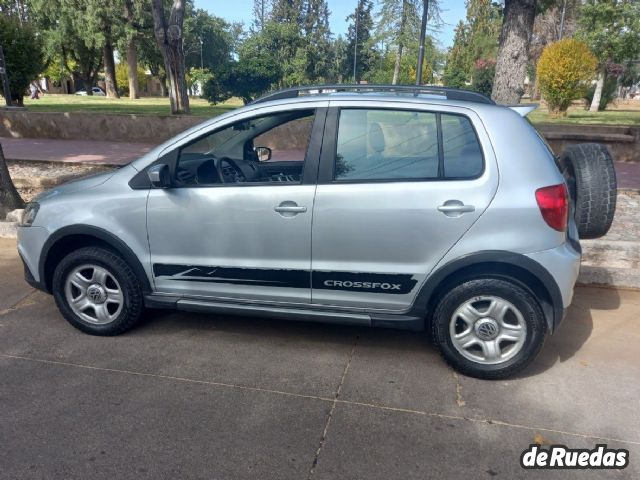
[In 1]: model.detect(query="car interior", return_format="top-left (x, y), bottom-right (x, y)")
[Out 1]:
top-left (175, 110), bottom-right (314, 186)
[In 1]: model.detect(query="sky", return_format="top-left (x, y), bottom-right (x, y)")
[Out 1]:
top-left (194, 0), bottom-right (467, 50)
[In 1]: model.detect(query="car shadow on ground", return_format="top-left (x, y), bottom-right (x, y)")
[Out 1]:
top-left (130, 282), bottom-right (621, 379)
top-left (516, 281), bottom-right (620, 379)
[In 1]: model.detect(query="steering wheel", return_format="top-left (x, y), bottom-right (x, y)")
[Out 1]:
top-left (216, 157), bottom-right (246, 184)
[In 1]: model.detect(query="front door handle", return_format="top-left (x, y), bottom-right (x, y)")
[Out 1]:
top-left (437, 200), bottom-right (475, 217)
top-left (274, 201), bottom-right (307, 217)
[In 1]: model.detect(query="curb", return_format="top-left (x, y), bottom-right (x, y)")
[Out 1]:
top-left (7, 157), bottom-right (123, 168)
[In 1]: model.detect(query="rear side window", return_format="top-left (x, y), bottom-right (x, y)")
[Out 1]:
top-left (334, 109), bottom-right (483, 182)
top-left (441, 115), bottom-right (483, 178)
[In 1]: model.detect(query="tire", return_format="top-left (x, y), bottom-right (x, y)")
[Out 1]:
top-left (432, 278), bottom-right (546, 380)
top-left (558, 143), bottom-right (616, 239)
top-left (52, 246), bottom-right (144, 336)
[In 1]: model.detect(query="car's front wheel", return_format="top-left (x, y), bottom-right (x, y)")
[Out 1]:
top-left (52, 247), bottom-right (144, 336)
top-left (432, 278), bottom-right (546, 379)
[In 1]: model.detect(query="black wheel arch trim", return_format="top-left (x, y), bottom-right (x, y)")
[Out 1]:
top-left (410, 250), bottom-right (564, 333)
top-left (38, 225), bottom-right (152, 294)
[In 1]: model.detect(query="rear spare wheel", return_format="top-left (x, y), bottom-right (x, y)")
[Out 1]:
top-left (557, 143), bottom-right (616, 239)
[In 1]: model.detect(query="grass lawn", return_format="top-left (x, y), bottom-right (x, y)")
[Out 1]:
top-left (21, 93), bottom-right (640, 126)
top-left (22, 94), bottom-right (243, 117)
top-left (527, 103), bottom-right (640, 126)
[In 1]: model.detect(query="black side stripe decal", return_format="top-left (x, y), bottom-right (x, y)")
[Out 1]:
top-left (153, 264), bottom-right (417, 295)
top-left (153, 264), bottom-right (309, 289)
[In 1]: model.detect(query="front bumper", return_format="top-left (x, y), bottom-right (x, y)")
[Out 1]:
top-left (20, 253), bottom-right (46, 291)
top-left (17, 226), bottom-right (50, 292)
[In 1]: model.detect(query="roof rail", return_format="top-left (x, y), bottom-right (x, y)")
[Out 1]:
top-left (251, 84), bottom-right (495, 105)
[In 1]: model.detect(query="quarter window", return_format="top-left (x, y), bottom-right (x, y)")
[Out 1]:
top-left (334, 109), bottom-right (483, 181)
top-left (441, 114), bottom-right (483, 178)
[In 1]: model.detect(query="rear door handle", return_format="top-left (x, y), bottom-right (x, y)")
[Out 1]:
top-left (437, 200), bottom-right (475, 216)
top-left (274, 201), bottom-right (307, 216)
top-left (275, 206), bottom-right (307, 213)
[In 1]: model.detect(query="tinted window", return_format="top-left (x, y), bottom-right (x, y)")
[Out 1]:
top-left (441, 114), bottom-right (483, 178)
top-left (334, 109), bottom-right (483, 181)
top-left (335, 109), bottom-right (439, 181)
top-left (175, 110), bottom-right (315, 186)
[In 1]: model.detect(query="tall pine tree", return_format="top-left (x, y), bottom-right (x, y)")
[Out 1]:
top-left (346, 0), bottom-right (375, 83)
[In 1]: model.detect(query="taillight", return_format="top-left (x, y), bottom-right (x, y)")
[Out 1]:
top-left (535, 184), bottom-right (568, 232)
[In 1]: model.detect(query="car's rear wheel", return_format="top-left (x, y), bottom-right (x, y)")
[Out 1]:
top-left (558, 143), bottom-right (617, 239)
top-left (432, 278), bottom-right (546, 379)
top-left (52, 247), bottom-right (144, 336)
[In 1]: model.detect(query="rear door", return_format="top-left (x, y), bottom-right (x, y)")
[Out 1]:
top-left (310, 101), bottom-right (499, 311)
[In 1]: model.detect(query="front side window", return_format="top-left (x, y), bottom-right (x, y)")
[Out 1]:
top-left (175, 109), bottom-right (315, 186)
top-left (334, 109), bottom-right (483, 182)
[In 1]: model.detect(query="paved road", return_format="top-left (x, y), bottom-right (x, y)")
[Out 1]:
top-left (0, 238), bottom-right (638, 479)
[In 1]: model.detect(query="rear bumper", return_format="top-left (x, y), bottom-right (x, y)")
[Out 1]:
top-left (525, 241), bottom-right (581, 330)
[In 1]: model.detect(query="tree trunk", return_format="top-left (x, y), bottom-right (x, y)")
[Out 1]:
top-left (127, 40), bottom-right (140, 100)
top-left (103, 39), bottom-right (119, 99)
top-left (159, 74), bottom-right (168, 97)
top-left (81, 75), bottom-right (94, 95)
top-left (491, 0), bottom-right (536, 104)
top-left (392, 0), bottom-right (409, 85)
top-left (151, 0), bottom-right (190, 114)
top-left (392, 43), bottom-right (403, 85)
top-left (0, 143), bottom-right (24, 219)
top-left (589, 66), bottom-right (605, 112)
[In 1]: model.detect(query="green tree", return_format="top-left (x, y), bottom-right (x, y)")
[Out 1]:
top-left (203, 42), bottom-right (281, 104)
top-left (0, 0), bottom-right (28, 22)
top-left (302, 0), bottom-right (334, 82)
top-left (115, 62), bottom-right (147, 97)
top-left (465, 0), bottom-right (501, 69)
top-left (346, 0), bottom-right (376, 83)
top-left (0, 15), bottom-right (43, 105)
top-left (183, 9), bottom-right (236, 72)
top-left (376, 0), bottom-right (420, 84)
top-left (252, 0), bottom-right (271, 31)
top-left (32, 0), bottom-right (117, 95)
top-left (443, 21), bottom-right (469, 88)
top-left (271, 0), bottom-right (304, 25)
top-left (577, 0), bottom-right (640, 111)
top-left (471, 58), bottom-right (496, 96)
top-left (443, 1), bottom-right (501, 90)
top-left (151, 0), bottom-right (190, 114)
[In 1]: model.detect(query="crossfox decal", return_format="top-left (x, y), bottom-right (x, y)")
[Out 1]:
top-left (323, 280), bottom-right (402, 290)
top-left (153, 264), bottom-right (418, 295)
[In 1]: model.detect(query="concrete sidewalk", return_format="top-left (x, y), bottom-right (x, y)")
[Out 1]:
top-left (0, 237), bottom-right (639, 479)
top-left (0, 137), bottom-right (154, 166)
top-left (1, 136), bottom-right (640, 189)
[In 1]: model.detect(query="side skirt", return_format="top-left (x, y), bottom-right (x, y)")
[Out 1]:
top-left (144, 294), bottom-right (425, 330)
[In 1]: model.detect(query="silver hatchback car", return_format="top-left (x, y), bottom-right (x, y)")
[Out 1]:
top-left (18, 85), bottom-right (595, 379)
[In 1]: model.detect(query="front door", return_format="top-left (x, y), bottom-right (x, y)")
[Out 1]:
top-left (311, 104), bottom-right (499, 311)
top-left (147, 105), bottom-right (326, 304)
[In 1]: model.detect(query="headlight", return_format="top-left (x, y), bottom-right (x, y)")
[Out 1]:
top-left (20, 202), bottom-right (39, 227)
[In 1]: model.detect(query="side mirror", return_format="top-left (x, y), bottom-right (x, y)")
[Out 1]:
top-left (148, 163), bottom-right (171, 188)
top-left (254, 146), bottom-right (272, 162)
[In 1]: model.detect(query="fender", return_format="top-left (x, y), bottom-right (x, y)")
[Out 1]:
top-left (409, 250), bottom-right (564, 332)
top-left (38, 225), bottom-right (152, 294)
